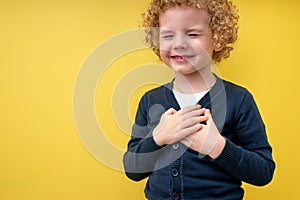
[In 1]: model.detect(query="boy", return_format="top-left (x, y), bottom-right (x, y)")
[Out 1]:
top-left (123, 0), bottom-right (275, 199)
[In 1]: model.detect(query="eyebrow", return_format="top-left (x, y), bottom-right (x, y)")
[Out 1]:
top-left (159, 29), bottom-right (174, 34)
top-left (186, 28), bottom-right (205, 33)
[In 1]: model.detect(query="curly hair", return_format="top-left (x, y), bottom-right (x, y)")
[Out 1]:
top-left (141, 0), bottom-right (239, 62)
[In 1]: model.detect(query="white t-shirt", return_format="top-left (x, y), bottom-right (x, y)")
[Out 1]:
top-left (173, 89), bottom-right (210, 108)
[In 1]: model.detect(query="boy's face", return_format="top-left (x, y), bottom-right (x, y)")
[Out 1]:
top-left (159, 6), bottom-right (214, 75)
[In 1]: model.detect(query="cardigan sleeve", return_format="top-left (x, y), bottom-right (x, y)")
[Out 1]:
top-left (212, 90), bottom-right (275, 186)
top-left (123, 94), bottom-right (164, 181)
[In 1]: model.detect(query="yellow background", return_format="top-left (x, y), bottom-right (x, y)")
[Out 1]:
top-left (1, 0), bottom-right (300, 199)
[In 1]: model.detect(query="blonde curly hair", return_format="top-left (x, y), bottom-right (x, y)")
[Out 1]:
top-left (141, 0), bottom-right (239, 62)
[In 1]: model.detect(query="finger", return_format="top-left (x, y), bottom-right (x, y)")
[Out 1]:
top-left (180, 105), bottom-right (201, 115)
top-left (182, 108), bottom-right (206, 120)
top-left (199, 116), bottom-right (209, 124)
top-left (180, 123), bottom-right (202, 138)
top-left (181, 117), bottom-right (199, 128)
top-left (181, 116), bottom-right (208, 128)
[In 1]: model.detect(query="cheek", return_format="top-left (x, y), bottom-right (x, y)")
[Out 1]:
top-left (192, 40), bottom-right (214, 56)
top-left (159, 41), bottom-right (171, 60)
top-left (159, 49), bottom-right (169, 63)
top-left (159, 39), bottom-right (172, 52)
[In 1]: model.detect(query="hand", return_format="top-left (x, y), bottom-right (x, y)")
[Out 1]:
top-left (153, 105), bottom-right (208, 146)
top-left (180, 109), bottom-right (225, 158)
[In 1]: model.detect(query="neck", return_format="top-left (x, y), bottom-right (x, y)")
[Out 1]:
top-left (174, 70), bottom-right (216, 94)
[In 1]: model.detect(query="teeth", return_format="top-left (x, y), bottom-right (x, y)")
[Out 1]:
top-left (171, 56), bottom-right (193, 60)
top-left (171, 55), bottom-right (192, 59)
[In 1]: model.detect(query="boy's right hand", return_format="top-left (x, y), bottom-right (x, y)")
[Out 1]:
top-left (153, 105), bottom-right (208, 146)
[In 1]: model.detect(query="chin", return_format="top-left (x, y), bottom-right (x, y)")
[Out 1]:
top-left (173, 67), bottom-right (198, 75)
top-left (168, 61), bottom-right (194, 71)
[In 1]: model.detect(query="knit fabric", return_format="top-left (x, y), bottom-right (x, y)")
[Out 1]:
top-left (123, 75), bottom-right (275, 200)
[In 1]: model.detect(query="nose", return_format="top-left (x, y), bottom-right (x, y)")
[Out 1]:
top-left (173, 33), bottom-right (188, 50)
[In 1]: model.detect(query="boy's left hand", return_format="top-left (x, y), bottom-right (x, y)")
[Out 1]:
top-left (180, 109), bottom-right (226, 159)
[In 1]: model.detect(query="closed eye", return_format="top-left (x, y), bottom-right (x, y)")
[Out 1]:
top-left (161, 35), bottom-right (174, 39)
top-left (187, 33), bottom-right (201, 37)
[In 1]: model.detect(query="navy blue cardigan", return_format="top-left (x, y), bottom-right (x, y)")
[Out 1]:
top-left (123, 76), bottom-right (275, 200)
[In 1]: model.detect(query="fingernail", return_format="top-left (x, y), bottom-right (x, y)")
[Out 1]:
top-left (198, 124), bottom-right (202, 129)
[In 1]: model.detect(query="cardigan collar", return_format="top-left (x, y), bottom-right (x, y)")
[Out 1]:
top-left (163, 74), bottom-right (227, 131)
top-left (163, 74), bottom-right (225, 109)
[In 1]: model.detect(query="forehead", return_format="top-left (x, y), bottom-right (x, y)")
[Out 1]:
top-left (159, 6), bottom-right (211, 30)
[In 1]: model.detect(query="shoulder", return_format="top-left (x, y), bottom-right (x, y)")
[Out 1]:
top-left (215, 77), bottom-right (258, 113)
top-left (137, 81), bottom-right (172, 108)
top-left (219, 78), bottom-right (261, 117)
top-left (220, 78), bottom-right (254, 101)
top-left (144, 82), bottom-right (172, 96)
top-left (222, 79), bottom-right (248, 94)
top-left (141, 81), bottom-right (173, 104)
top-left (135, 82), bottom-right (172, 124)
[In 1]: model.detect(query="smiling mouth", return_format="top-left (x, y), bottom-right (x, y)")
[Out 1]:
top-left (170, 55), bottom-right (194, 61)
